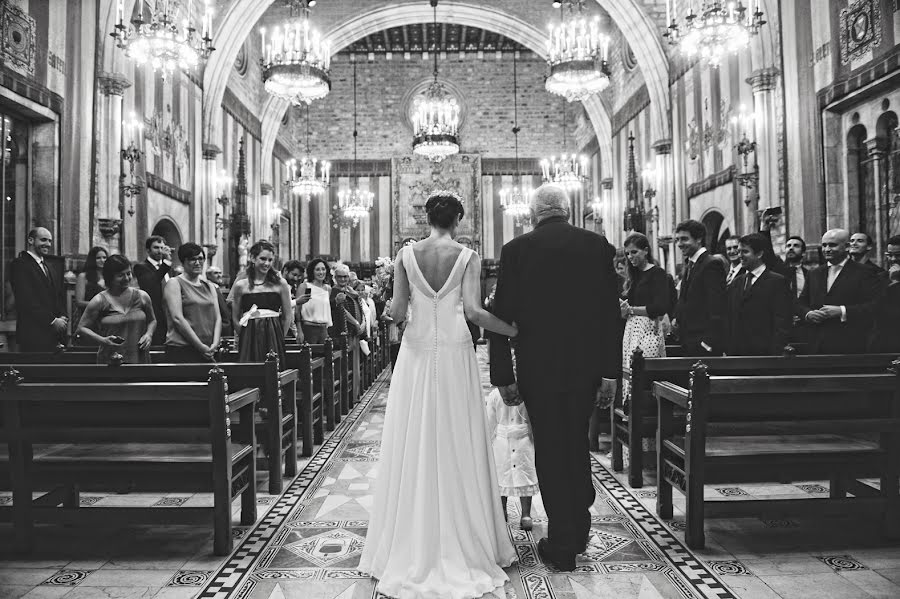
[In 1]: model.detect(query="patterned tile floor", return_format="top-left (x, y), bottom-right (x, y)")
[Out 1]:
top-left (2, 347), bottom-right (899, 599)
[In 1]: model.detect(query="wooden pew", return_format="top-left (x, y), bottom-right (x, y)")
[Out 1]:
top-left (307, 337), bottom-right (345, 430)
top-left (293, 344), bottom-right (326, 456)
top-left (654, 363), bottom-right (900, 549)
top-left (0, 370), bottom-right (258, 555)
top-left (614, 350), bottom-right (900, 488)
top-left (2, 353), bottom-right (298, 495)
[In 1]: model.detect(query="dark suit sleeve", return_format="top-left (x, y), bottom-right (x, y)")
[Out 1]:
top-left (644, 267), bottom-right (670, 319)
top-left (489, 244), bottom-right (518, 387)
top-left (596, 240), bottom-right (622, 379)
top-left (10, 258), bottom-right (55, 325)
top-left (772, 275), bottom-right (792, 354)
top-left (845, 265), bottom-right (884, 324)
top-left (702, 259), bottom-right (727, 352)
top-left (796, 268), bottom-right (814, 319)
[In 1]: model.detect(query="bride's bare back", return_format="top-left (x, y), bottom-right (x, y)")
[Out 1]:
top-left (411, 238), bottom-right (465, 293)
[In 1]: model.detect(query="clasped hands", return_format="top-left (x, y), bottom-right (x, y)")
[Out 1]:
top-left (805, 305), bottom-right (843, 324)
top-left (498, 378), bottom-right (617, 408)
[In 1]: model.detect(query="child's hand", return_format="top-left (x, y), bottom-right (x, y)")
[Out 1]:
top-left (498, 384), bottom-right (522, 406)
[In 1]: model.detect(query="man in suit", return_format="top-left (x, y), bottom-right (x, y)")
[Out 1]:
top-left (490, 184), bottom-right (620, 571)
top-left (10, 227), bottom-right (67, 352)
top-left (725, 234), bottom-right (792, 356)
top-left (869, 235), bottom-right (900, 353)
top-left (132, 235), bottom-right (171, 345)
top-left (206, 266), bottom-right (233, 338)
top-left (784, 235), bottom-right (810, 347)
top-left (850, 232), bottom-right (885, 274)
top-left (673, 219), bottom-right (727, 356)
top-left (797, 229), bottom-right (884, 354)
top-left (724, 235), bottom-right (744, 287)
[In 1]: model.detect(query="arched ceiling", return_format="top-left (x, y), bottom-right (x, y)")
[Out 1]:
top-left (338, 23), bottom-right (530, 56)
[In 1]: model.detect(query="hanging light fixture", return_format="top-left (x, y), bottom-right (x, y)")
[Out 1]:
top-left (411, 0), bottom-right (460, 162)
top-left (499, 51), bottom-right (532, 224)
top-left (664, 0), bottom-right (766, 67)
top-left (545, 0), bottom-right (611, 102)
top-left (286, 105), bottom-right (330, 200)
top-left (111, 0), bottom-right (215, 82)
top-left (261, 0), bottom-right (331, 105)
top-left (540, 100), bottom-right (588, 192)
top-left (337, 59), bottom-right (375, 228)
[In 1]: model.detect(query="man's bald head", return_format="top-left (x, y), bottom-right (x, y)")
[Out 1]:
top-left (821, 229), bottom-right (850, 265)
top-left (27, 227), bottom-right (53, 256)
top-left (530, 184), bottom-right (570, 225)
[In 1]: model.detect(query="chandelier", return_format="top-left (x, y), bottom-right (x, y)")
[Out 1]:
top-left (412, 0), bottom-right (460, 163)
top-left (111, 0), bottom-right (214, 82)
top-left (336, 60), bottom-right (374, 228)
top-left (287, 105), bottom-right (330, 199)
top-left (546, 0), bottom-right (611, 102)
top-left (664, 0), bottom-right (766, 67)
top-left (500, 51), bottom-right (532, 224)
top-left (261, 0), bottom-right (331, 105)
top-left (541, 100), bottom-right (588, 191)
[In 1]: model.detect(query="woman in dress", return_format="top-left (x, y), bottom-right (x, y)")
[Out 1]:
top-left (77, 254), bottom-right (156, 364)
top-left (230, 240), bottom-right (292, 364)
top-left (163, 242), bottom-right (221, 362)
top-left (74, 246), bottom-right (108, 345)
top-left (359, 192), bottom-right (519, 599)
top-left (295, 257), bottom-right (332, 344)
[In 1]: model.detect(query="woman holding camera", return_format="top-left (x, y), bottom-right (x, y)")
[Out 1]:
top-left (77, 254), bottom-right (157, 364)
top-left (296, 257), bottom-right (332, 344)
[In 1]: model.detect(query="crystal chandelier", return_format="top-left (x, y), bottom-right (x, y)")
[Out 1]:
top-left (541, 100), bottom-right (588, 192)
top-left (500, 51), bottom-right (532, 224)
top-left (664, 0), bottom-right (766, 67)
top-left (261, 0), bottom-right (331, 105)
top-left (111, 0), bottom-right (215, 82)
top-left (412, 0), bottom-right (460, 163)
top-left (336, 60), bottom-right (374, 228)
top-left (287, 105), bottom-right (330, 199)
top-left (546, 0), bottom-right (611, 102)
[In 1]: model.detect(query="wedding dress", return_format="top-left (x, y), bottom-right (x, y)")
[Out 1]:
top-left (359, 245), bottom-right (516, 599)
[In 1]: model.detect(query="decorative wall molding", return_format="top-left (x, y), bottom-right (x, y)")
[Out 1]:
top-left (329, 159), bottom-right (393, 177)
top-left (222, 87), bottom-right (262, 140)
top-left (1, 2), bottom-right (35, 77)
top-left (819, 46), bottom-right (900, 111)
top-left (0, 65), bottom-right (63, 115)
top-left (687, 165), bottom-right (735, 199)
top-left (146, 173), bottom-right (192, 205)
top-left (612, 85), bottom-right (651, 138)
top-left (481, 157), bottom-right (542, 175)
top-left (840, 0), bottom-right (882, 66)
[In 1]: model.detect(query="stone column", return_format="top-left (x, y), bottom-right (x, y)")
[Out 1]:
top-left (652, 139), bottom-right (676, 275)
top-left (864, 138), bottom-right (887, 260)
top-left (748, 67), bottom-right (781, 243)
top-left (97, 72), bottom-right (131, 250)
top-left (600, 178), bottom-right (613, 239)
top-left (202, 143), bottom-right (222, 267)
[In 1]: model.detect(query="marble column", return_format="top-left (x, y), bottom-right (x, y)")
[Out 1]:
top-left (864, 138), bottom-right (887, 260)
top-left (748, 67), bottom-right (780, 242)
top-left (96, 72), bottom-right (131, 250)
top-left (202, 143), bottom-right (222, 268)
top-left (652, 139), bottom-right (676, 275)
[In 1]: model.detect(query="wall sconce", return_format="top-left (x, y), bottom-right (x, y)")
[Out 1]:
top-left (120, 113), bottom-right (144, 217)
top-left (270, 201), bottom-right (283, 232)
top-left (731, 104), bottom-right (759, 202)
top-left (214, 169), bottom-right (231, 239)
top-left (641, 161), bottom-right (657, 202)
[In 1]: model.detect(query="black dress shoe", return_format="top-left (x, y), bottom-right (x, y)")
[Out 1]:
top-left (537, 538), bottom-right (576, 571)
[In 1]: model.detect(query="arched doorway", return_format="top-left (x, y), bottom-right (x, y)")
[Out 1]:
top-left (151, 218), bottom-right (183, 264)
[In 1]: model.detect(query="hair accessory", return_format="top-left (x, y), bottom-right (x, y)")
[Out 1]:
top-left (426, 189), bottom-right (463, 203)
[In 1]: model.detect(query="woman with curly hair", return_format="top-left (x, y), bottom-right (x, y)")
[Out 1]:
top-left (295, 257), bottom-right (332, 344)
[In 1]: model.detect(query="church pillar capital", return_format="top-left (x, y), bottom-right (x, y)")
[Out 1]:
top-left (747, 67), bottom-right (780, 92)
top-left (98, 72), bottom-right (131, 96)
top-left (652, 139), bottom-right (673, 155)
top-left (202, 143), bottom-right (222, 161)
top-left (260, 183), bottom-right (274, 196)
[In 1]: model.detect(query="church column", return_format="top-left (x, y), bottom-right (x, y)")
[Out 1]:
top-left (747, 67), bottom-right (780, 239)
top-left (652, 139), bottom-right (676, 276)
top-left (864, 138), bottom-right (887, 260)
top-left (202, 143), bottom-right (222, 268)
top-left (96, 72), bottom-right (131, 250)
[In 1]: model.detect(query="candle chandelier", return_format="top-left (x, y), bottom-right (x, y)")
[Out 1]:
top-left (664, 0), bottom-right (766, 67)
top-left (111, 0), bottom-right (215, 82)
top-left (337, 60), bottom-right (374, 228)
top-left (411, 0), bottom-right (460, 163)
top-left (546, 0), bottom-right (611, 103)
top-left (287, 105), bottom-right (330, 199)
top-left (261, 0), bottom-right (331, 105)
top-left (541, 101), bottom-right (588, 192)
top-left (499, 52), bottom-right (532, 224)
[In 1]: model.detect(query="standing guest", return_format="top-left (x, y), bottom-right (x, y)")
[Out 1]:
top-left (231, 240), bottom-right (292, 364)
top-left (10, 227), bottom-right (67, 352)
top-left (330, 263), bottom-right (363, 342)
top-left (850, 232), bottom-right (885, 273)
top-left (784, 236), bottom-right (808, 299)
top-left (77, 255), bottom-right (156, 364)
top-left (297, 258), bottom-right (333, 344)
top-left (724, 235), bottom-right (744, 287)
top-left (673, 219), bottom-right (726, 356)
top-left (725, 234), bottom-right (792, 356)
top-left (281, 260), bottom-right (305, 341)
top-left (163, 243), bottom-right (221, 362)
top-left (75, 246), bottom-right (108, 311)
top-left (133, 235), bottom-right (171, 345)
top-left (206, 266), bottom-right (233, 337)
top-left (870, 235), bottom-right (900, 352)
top-left (798, 229), bottom-right (883, 354)
top-left (613, 255), bottom-right (628, 298)
top-left (358, 284), bottom-right (377, 339)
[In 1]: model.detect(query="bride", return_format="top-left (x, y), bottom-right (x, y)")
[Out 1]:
top-left (359, 191), bottom-right (519, 598)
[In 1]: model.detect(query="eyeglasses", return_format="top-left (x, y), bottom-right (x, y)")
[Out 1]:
top-left (186, 256), bottom-right (206, 263)
top-left (885, 252), bottom-right (900, 260)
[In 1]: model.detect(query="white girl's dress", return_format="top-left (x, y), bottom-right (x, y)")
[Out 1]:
top-left (485, 388), bottom-right (539, 497)
top-left (359, 246), bottom-right (515, 599)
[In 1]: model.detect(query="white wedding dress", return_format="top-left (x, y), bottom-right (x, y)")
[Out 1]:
top-left (359, 245), bottom-right (516, 599)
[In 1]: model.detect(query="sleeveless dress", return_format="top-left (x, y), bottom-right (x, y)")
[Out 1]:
top-left (359, 246), bottom-right (516, 599)
top-left (237, 290), bottom-right (286, 365)
top-left (84, 289), bottom-right (154, 365)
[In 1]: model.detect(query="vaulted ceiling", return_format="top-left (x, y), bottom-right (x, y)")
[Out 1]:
top-left (337, 23), bottom-right (530, 56)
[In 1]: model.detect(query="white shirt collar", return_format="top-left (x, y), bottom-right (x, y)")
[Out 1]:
top-left (26, 250), bottom-right (43, 264)
top-left (750, 264), bottom-right (767, 279)
top-left (830, 257), bottom-right (850, 269)
top-left (689, 247), bottom-right (708, 263)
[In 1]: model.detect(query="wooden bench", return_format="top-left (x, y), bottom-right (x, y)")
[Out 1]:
top-left (2, 352), bottom-right (298, 495)
top-left (0, 370), bottom-right (258, 555)
top-left (308, 336), bottom-right (347, 428)
top-left (654, 364), bottom-right (900, 549)
top-left (614, 350), bottom-right (900, 488)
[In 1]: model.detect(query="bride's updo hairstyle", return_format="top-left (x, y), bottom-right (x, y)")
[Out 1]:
top-left (425, 191), bottom-right (465, 229)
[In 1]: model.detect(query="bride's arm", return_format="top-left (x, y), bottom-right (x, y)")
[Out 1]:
top-left (388, 249), bottom-right (410, 325)
top-left (463, 253), bottom-right (517, 338)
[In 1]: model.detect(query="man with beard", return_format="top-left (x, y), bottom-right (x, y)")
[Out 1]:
top-left (849, 232), bottom-right (885, 274)
top-left (10, 227), bottom-right (67, 351)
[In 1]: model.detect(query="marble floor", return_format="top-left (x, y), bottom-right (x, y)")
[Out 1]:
top-left (2, 348), bottom-right (900, 599)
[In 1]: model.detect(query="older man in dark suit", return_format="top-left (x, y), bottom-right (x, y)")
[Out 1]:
top-left (798, 229), bottom-right (884, 354)
top-left (9, 227), bottom-right (67, 352)
top-left (490, 184), bottom-right (620, 571)
top-left (132, 235), bottom-right (171, 345)
top-left (673, 219), bottom-right (727, 356)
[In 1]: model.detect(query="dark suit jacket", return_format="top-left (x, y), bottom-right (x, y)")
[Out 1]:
top-left (489, 216), bottom-right (620, 394)
top-left (10, 251), bottom-right (66, 352)
top-left (675, 250), bottom-right (727, 355)
top-left (725, 264), bottom-right (745, 288)
top-left (133, 259), bottom-right (170, 344)
top-left (725, 269), bottom-right (792, 356)
top-left (797, 258), bottom-right (884, 354)
top-left (869, 283), bottom-right (900, 353)
top-left (214, 286), bottom-right (233, 337)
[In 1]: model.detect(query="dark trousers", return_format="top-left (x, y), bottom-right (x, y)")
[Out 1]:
top-left (165, 345), bottom-right (212, 363)
top-left (300, 323), bottom-right (328, 344)
top-left (523, 385), bottom-right (596, 552)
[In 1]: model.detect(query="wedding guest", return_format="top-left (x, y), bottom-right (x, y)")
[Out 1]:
top-left (133, 235), bottom-right (171, 345)
top-left (614, 255), bottom-right (628, 298)
top-left (231, 240), bottom-right (292, 364)
top-left (163, 242), bottom-right (221, 362)
top-left (724, 236), bottom-right (743, 287)
top-left (296, 258), bottom-right (332, 344)
top-left (485, 386), bottom-right (537, 532)
top-left (869, 235), bottom-right (900, 353)
top-left (673, 219), bottom-right (726, 356)
top-left (330, 263), bottom-right (363, 342)
top-left (784, 236), bottom-right (808, 299)
top-left (75, 246), bottom-right (108, 311)
top-left (10, 227), bottom-right (67, 352)
top-left (206, 266), bottom-right (233, 337)
top-left (850, 232), bottom-right (884, 273)
top-left (282, 260), bottom-right (304, 340)
top-left (77, 254), bottom-right (156, 364)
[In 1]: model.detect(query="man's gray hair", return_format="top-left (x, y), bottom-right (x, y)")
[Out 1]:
top-left (531, 184), bottom-right (571, 224)
top-left (332, 263), bottom-right (350, 276)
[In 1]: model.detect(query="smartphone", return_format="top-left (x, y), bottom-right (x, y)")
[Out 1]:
top-left (304, 288), bottom-right (312, 297)
top-left (110, 335), bottom-right (125, 344)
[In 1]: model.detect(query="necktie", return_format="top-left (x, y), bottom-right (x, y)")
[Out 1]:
top-left (40, 261), bottom-right (50, 280)
top-left (743, 272), bottom-right (754, 295)
top-left (683, 260), bottom-right (694, 286)
top-left (827, 264), bottom-right (841, 292)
